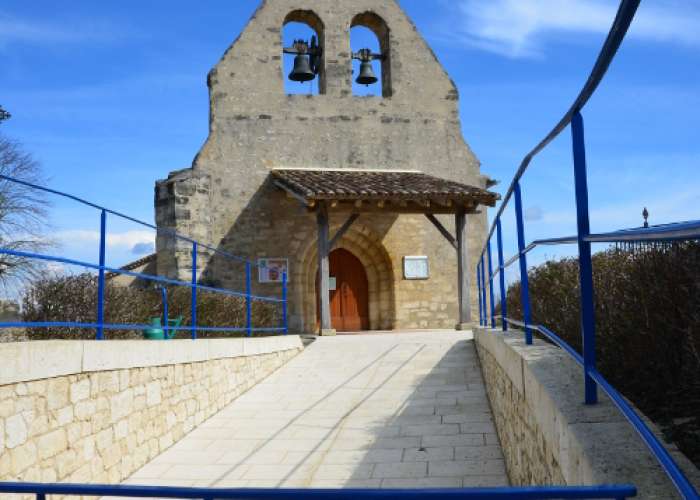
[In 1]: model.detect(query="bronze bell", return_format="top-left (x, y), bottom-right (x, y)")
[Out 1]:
top-left (356, 60), bottom-right (378, 86)
top-left (289, 54), bottom-right (315, 83)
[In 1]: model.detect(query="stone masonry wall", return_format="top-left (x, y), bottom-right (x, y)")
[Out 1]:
top-left (155, 0), bottom-right (492, 333)
top-left (476, 333), bottom-right (565, 486)
top-left (474, 328), bottom-right (700, 499)
top-left (0, 337), bottom-right (302, 493)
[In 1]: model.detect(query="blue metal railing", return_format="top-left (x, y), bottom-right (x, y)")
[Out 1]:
top-left (0, 482), bottom-right (637, 499)
top-left (475, 0), bottom-right (699, 499)
top-left (0, 175), bottom-right (289, 339)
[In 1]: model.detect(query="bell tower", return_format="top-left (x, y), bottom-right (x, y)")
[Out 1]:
top-left (155, 0), bottom-right (493, 333)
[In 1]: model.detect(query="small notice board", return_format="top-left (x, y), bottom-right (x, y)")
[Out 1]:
top-left (403, 256), bottom-right (429, 280)
top-left (258, 258), bottom-right (289, 283)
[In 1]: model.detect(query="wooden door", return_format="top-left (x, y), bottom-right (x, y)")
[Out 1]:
top-left (317, 248), bottom-right (369, 331)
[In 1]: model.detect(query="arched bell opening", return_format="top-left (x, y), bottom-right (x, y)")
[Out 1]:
top-left (282, 10), bottom-right (326, 95)
top-left (350, 12), bottom-right (391, 98)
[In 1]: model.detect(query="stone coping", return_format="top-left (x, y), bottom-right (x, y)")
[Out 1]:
top-left (0, 335), bottom-right (303, 386)
top-left (475, 327), bottom-right (700, 497)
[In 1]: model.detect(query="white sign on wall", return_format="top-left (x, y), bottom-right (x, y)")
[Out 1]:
top-left (258, 258), bottom-right (289, 283)
top-left (403, 256), bottom-right (429, 280)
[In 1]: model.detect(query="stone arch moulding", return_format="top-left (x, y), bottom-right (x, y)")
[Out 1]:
top-left (283, 10), bottom-right (326, 94)
top-left (297, 223), bottom-right (396, 333)
top-left (350, 11), bottom-right (392, 98)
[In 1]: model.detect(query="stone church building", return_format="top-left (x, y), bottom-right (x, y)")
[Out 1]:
top-left (153, 0), bottom-right (498, 334)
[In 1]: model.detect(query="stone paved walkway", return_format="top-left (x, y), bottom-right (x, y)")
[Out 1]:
top-left (124, 331), bottom-right (509, 489)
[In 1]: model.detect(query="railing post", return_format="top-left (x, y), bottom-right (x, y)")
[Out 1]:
top-left (161, 286), bottom-right (169, 340)
top-left (246, 261), bottom-right (252, 337)
top-left (282, 271), bottom-right (288, 335)
top-left (191, 242), bottom-right (197, 340)
top-left (496, 218), bottom-right (508, 331)
top-left (480, 254), bottom-right (487, 328)
top-left (476, 262), bottom-right (483, 326)
top-left (513, 181), bottom-right (533, 345)
top-left (96, 209), bottom-right (106, 340)
top-left (571, 111), bottom-right (598, 405)
top-left (487, 237), bottom-right (496, 328)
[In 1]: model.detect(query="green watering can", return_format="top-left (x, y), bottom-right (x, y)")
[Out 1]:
top-left (143, 316), bottom-right (183, 340)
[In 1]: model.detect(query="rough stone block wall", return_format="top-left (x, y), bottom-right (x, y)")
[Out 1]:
top-left (476, 335), bottom-right (565, 486)
top-left (154, 0), bottom-right (493, 333)
top-left (474, 328), bottom-right (700, 499)
top-left (0, 337), bottom-right (302, 494)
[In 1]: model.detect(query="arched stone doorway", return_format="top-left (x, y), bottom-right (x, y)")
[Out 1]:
top-left (299, 223), bottom-right (395, 333)
top-left (316, 248), bottom-right (369, 331)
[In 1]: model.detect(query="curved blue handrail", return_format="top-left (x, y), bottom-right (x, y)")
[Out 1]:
top-left (0, 173), bottom-right (275, 269)
top-left (476, 0), bottom-right (699, 498)
top-left (0, 174), bottom-right (289, 337)
top-left (0, 247), bottom-right (283, 303)
top-left (479, 0), bottom-right (642, 257)
top-left (501, 320), bottom-right (699, 500)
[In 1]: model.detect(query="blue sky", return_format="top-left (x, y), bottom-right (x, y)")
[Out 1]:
top-left (0, 0), bottom-right (698, 283)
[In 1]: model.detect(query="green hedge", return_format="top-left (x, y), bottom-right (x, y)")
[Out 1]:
top-left (503, 242), bottom-right (700, 467)
top-left (21, 273), bottom-right (282, 340)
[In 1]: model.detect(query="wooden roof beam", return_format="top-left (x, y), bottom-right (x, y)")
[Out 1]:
top-left (329, 214), bottom-right (360, 250)
top-left (431, 197), bottom-right (453, 208)
top-left (274, 180), bottom-right (315, 208)
top-left (308, 197), bottom-right (485, 215)
top-left (425, 214), bottom-right (457, 250)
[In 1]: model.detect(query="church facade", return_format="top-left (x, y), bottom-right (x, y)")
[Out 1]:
top-left (154, 0), bottom-right (497, 334)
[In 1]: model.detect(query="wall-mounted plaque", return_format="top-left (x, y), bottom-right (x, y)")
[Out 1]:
top-left (403, 256), bottom-right (429, 280)
top-left (258, 258), bottom-right (289, 283)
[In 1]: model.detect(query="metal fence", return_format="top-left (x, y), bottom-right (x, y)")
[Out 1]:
top-left (0, 482), bottom-right (637, 499)
top-left (475, 1), bottom-right (699, 499)
top-left (0, 175), bottom-right (288, 339)
top-left (0, 170), bottom-right (637, 498)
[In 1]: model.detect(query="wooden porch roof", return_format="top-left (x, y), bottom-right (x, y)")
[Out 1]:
top-left (271, 169), bottom-right (499, 214)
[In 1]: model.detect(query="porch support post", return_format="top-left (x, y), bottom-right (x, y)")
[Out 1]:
top-left (317, 201), bottom-right (335, 336)
top-left (455, 206), bottom-right (472, 329)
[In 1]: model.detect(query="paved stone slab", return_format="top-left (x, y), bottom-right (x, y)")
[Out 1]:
top-left (403, 446), bottom-right (455, 462)
top-left (125, 331), bottom-right (510, 488)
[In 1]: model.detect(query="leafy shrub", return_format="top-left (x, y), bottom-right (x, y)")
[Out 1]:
top-left (503, 242), bottom-right (700, 466)
top-left (21, 273), bottom-right (282, 340)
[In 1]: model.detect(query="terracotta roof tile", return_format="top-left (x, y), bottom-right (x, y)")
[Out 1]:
top-left (271, 169), bottom-right (499, 207)
top-left (105, 253), bottom-right (156, 280)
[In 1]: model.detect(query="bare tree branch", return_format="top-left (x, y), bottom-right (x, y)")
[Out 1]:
top-left (0, 134), bottom-right (51, 290)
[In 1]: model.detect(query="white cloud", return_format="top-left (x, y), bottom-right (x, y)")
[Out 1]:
top-left (524, 205), bottom-right (544, 222)
top-left (449, 0), bottom-right (700, 58)
top-left (54, 230), bottom-right (155, 251)
top-left (0, 15), bottom-right (83, 46)
top-left (0, 13), bottom-right (138, 49)
top-left (45, 262), bottom-right (66, 275)
top-left (131, 242), bottom-right (155, 255)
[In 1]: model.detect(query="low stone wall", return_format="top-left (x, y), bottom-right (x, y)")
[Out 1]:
top-left (475, 327), bottom-right (700, 499)
top-left (0, 336), bottom-right (302, 487)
